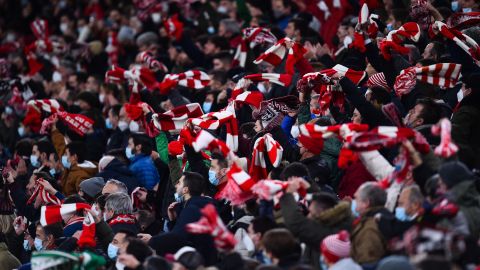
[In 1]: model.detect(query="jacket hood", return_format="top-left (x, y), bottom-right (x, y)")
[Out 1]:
top-left (317, 201), bottom-right (352, 226)
top-left (449, 181), bottom-right (480, 208)
top-left (72, 161), bottom-right (97, 174)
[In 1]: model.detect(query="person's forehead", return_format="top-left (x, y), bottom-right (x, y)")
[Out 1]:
top-left (114, 232), bottom-right (127, 242)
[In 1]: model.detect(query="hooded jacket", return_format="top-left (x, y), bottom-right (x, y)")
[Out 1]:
top-left (96, 158), bottom-right (140, 193)
top-left (448, 180), bottom-right (480, 239)
top-left (279, 193), bottom-right (352, 270)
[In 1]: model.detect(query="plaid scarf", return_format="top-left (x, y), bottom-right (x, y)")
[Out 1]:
top-left (185, 204), bottom-right (237, 251)
top-left (232, 27), bottom-right (277, 68)
top-left (431, 118), bottom-right (459, 158)
top-left (394, 63), bottom-right (462, 96)
top-left (254, 37), bottom-right (306, 75)
top-left (429, 21), bottom-right (480, 66)
top-left (249, 134), bottom-right (283, 181)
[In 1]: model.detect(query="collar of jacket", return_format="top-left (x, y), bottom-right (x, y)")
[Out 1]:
top-left (316, 200), bottom-right (352, 226)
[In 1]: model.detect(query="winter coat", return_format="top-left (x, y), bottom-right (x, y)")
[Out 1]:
top-left (129, 154), bottom-right (160, 190)
top-left (329, 258), bottom-right (362, 270)
top-left (451, 91), bottom-right (480, 170)
top-left (338, 160), bottom-right (376, 200)
top-left (449, 180), bottom-right (480, 239)
top-left (51, 129), bottom-right (98, 195)
top-left (319, 137), bottom-right (343, 189)
top-left (0, 242), bottom-right (20, 270)
top-left (350, 207), bottom-right (388, 265)
top-left (96, 158), bottom-right (140, 193)
top-left (301, 155), bottom-right (331, 187)
top-left (280, 193), bottom-right (353, 270)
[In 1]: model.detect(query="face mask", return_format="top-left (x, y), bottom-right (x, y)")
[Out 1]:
top-left (105, 118), bottom-right (113, 129)
top-left (49, 168), bottom-right (56, 176)
top-left (208, 26), bottom-right (215, 34)
top-left (62, 155), bottom-right (71, 169)
top-left (116, 260), bottom-right (125, 270)
top-left (151, 13), bottom-right (161, 23)
top-left (60, 23), bottom-right (68, 33)
top-left (108, 243), bottom-right (119, 259)
top-left (202, 102), bottom-right (213, 113)
top-left (217, 5), bottom-right (228, 14)
top-left (23, 239), bottom-right (31, 251)
top-left (129, 121), bottom-right (139, 132)
top-left (174, 192), bottom-right (184, 203)
top-left (208, 170), bottom-right (219, 186)
top-left (18, 126), bottom-right (25, 137)
top-left (118, 120), bottom-right (128, 131)
top-left (386, 23), bottom-right (394, 33)
top-left (34, 238), bottom-right (44, 251)
top-left (395, 207), bottom-right (414, 221)
top-left (99, 93), bottom-right (105, 103)
top-left (319, 255), bottom-right (328, 270)
top-left (463, 8), bottom-right (472, 12)
top-left (262, 251), bottom-right (272, 265)
top-left (451, 1), bottom-right (459, 11)
top-left (30, 155), bottom-right (40, 167)
top-left (125, 147), bottom-right (135, 159)
top-left (92, 204), bottom-right (101, 217)
top-left (457, 89), bottom-right (464, 102)
top-left (5, 106), bottom-right (13, 115)
top-left (351, 200), bottom-right (360, 217)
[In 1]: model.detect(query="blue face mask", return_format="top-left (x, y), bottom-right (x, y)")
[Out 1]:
top-left (202, 102), bottom-right (213, 113)
top-left (174, 193), bottom-right (184, 203)
top-left (351, 200), bottom-right (360, 217)
top-left (49, 168), bottom-right (56, 176)
top-left (125, 147), bottom-right (135, 160)
top-left (62, 155), bottom-right (71, 169)
top-left (395, 207), bottom-right (414, 222)
top-left (107, 243), bottom-right (119, 259)
top-left (34, 238), bottom-right (44, 251)
top-left (105, 118), bottom-right (113, 129)
top-left (319, 255), bottom-right (328, 270)
top-left (23, 239), bottom-right (31, 251)
top-left (463, 8), bottom-right (472, 12)
top-left (18, 126), bottom-right (25, 137)
top-left (30, 155), bottom-right (40, 167)
top-left (262, 251), bottom-right (272, 265)
top-left (208, 170), bottom-right (219, 186)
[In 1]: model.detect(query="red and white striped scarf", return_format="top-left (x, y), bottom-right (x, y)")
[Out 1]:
top-left (215, 163), bottom-right (256, 205)
top-left (253, 37), bottom-right (306, 75)
top-left (251, 179), bottom-right (309, 202)
top-left (133, 0), bottom-right (163, 21)
top-left (431, 118), bottom-right (458, 158)
top-left (249, 134), bottom-right (283, 181)
top-left (108, 214), bottom-right (136, 226)
top-left (151, 103), bottom-right (204, 131)
top-left (158, 70), bottom-right (210, 95)
top-left (244, 73), bottom-right (292, 87)
top-left (185, 204), bottom-right (237, 251)
top-left (40, 203), bottom-right (91, 226)
top-left (27, 178), bottom-right (62, 206)
top-left (105, 31), bottom-right (119, 66)
top-left (190, 105), bottom-right (239, 152)
top-left (230, 78), bottom-right (264, 109)
top-left (105, 65), bottom-right (158, 91)
top-left (346, 126), bottom-right (430, 154)
top-left (447, 12), bottom-right (480, 30)
top-left (379, 145), bottom-right (412, 189)
top-left (429, 21), bottom-right (480, 66)
top-left (394, 63), bottom-right (462, 96)
top-left (139, 51), bottom-right (168, 72)
top-left (380, 22), bottom-right (421, 60)
top-left (163, 14), bottom-right (183, 41)
top-left (77, 212), bottom-right (96, 248)
top-left (192, 130), bottom-right (233, 159)
top-left (131, 187), bottom-right (152, 211)
top-left (232, 27), bottom-right (277, 68)
top-left (26, 99), bottom-right (94, 136)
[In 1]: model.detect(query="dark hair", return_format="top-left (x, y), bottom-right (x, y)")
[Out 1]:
top-left (311, 192), bottom-right (338, 211)
top-left (251, 216), bottom-right (277, 236)
top-left (110, 104), bottom-right (123, 118)
top-left (416, 98), bottom-right (442, 125)
top-left (370, 86), bottom-right (391, 105)
top-left (207, 35), bottom-right (230, 51)
top-left (183, 172), bottom-right (205, 196)
top-left (288, 18), bottom-right (309, 37)
top-left (64, 195), bottom-right (87, 216)
top-left (429, 41), bottom-right (446, 61)
top-left (15, 139), bottom-right (33, 157)
top-left (66, 141), bottom-right (87, 163)
top-left (43, 223), bottom-right (64, 239)
top-left (178, 250), bottom-right (205, 270)
top-left (209, 70), bottom-right (228, 85)
top-left (144, 255), bottom-right (171, 270)
top-left (262, 228), bottom-right (300, 260)
top-left (137, 210), bottom-right (155, 229)
top-left (269, 164), bottom-right (285, 180)
top-left (212, 51), bottom-right (233, 63)
top-left (34, 140), bottom-right (56, 157)
top-left (211, 153), bottom-right (228, 169)
top-left (116, 229), bottom-right (137, 239)
top-left (130, 134), bottom-right (154, 155)
top-left (126, 238), bottom-right (154, 263)
top-left (280, 162), bottom-right (310, 182)
top-left (33, 171), bottom-right (60, 190)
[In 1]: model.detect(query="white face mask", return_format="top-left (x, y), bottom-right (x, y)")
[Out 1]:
top-left (151, 13), bottom-right (161, 23)
top-left (115, 260), bottom-right (125, 270)
top-left (129, 121), bottom-right (139, 132)
top-left (60, 23), bottom-right (69, 33)
top-left (99, 93), bottom-right (105, 103)
top-left (118, 120), bottom-right (128, 131)
top-left (457, 89), bottom-right (464, 102)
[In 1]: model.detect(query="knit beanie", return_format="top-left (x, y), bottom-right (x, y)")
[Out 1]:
top-left (320, 230), bottom-right (351, 264)
top-left (79, 177), bottom-right (105, 198)
top-left (377, 255), bottom-right (414, 270)
top-left (438, 161), bottom-right (474, 189)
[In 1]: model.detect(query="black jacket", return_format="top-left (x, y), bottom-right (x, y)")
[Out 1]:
top-left (96, 158), bottom-right (140, 193)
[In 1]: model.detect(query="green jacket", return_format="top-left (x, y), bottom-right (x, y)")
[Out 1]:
top-left (0, 242), bottom-right (20, 270)
top-left (449, 181), bottom-right (480, 239)
top-left (280, 193), bottom-right (352, 270)
top-left (319, 137), bottom-right (343, 189)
